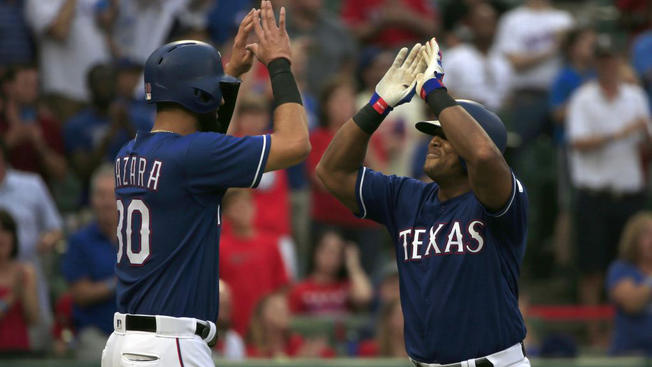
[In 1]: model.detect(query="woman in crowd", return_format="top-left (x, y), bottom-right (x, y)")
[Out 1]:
top-left (607, 211), bottom-right (652, 356)
top-left (0, 209), bottom-right (39, 353)
top-left (288, 229), bottom-right (372, 315)
top-left (357, 298), bottom-right (407, 357)
top-left (246, 291), bottom-right (334, 358)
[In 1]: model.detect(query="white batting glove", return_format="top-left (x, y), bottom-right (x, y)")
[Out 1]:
top-left (416, 37), bottom-right (446, 100)
top-left (368, 43), bottom-right (424, 116)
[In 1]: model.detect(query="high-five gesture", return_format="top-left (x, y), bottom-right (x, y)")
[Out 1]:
top-left (246, 0), bottom-right (292, 66)
top-left (225, 9), bottom-right (257, 78)
top-left (372, 43), bottom-right (424, 113)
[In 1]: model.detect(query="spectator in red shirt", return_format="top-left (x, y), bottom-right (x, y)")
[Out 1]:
top-left (289, 229), bottom-right (372, 315)
top-left (0, 209), bottom-right (39, 353)
top-left (308, 77), bottom-right (386, 275)
top-left (357, 298), bottom-right (406, 357)
top-left (247, 291), bottom-right (335, 358)
top-left (341, 0), bottom-right (439, 48)
top-left (0, 64), bottom-right (67, 184)
top-left (219, 189), bottom-right (289, 336)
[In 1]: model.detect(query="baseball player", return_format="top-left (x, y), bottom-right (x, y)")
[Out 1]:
top-left (317, 38), bottom-right (530, 366)
top-left (102, 2), bottom-right (310, 366)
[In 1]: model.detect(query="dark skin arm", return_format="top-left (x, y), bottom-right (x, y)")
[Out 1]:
top-left (436, 106), bottom-right (512, 211)
top-left (316, 120), bottom-right (370, 212)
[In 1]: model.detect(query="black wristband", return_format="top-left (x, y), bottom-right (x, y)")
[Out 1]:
top-left (268, 58), bottom-right (303, 107)
top-left (353, 104), bottom-right (386, 135)
top-left (425, 88), bottom-right (458, 117)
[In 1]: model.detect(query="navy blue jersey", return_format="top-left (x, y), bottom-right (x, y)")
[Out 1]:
top-left (355, 167), bottom-right (527, 364)
top-left (114, 130), bottom-right (270, 322)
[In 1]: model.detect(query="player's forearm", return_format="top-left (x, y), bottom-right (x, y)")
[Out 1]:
top-left (265, 58), bottom-right (310, 171)
top-left (316, 119), bottom-right (370, 211)
top-left (435, 100), bottom-right (503, 167)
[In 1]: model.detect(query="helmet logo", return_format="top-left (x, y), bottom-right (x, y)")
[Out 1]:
top-left (145, 83), bottom-right (152, 101)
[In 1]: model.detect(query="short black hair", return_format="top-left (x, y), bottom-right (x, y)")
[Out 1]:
top-left (0, 209), bottom-right (19, 259)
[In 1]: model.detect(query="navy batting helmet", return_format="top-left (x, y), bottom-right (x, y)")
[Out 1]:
top-left (144, 40), bottom-right (234, 114)
top-left (415, 99), bottom-right (507, 153)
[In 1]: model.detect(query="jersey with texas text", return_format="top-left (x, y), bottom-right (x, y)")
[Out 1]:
top-left (355, 167), bottom-right (527, 364)
top-left (114, 130), bottom-right (270, 322)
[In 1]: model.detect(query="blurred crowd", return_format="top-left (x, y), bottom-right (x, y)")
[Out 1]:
top-left (0, 0), bottom-right (651, 361)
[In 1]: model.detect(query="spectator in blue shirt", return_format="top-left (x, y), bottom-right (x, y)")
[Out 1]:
top-left (607, 211), bottom-right (652, 357)
top-left (550, 27), bottom-right (597, 137)
top-left (547, 27), bottom-right (596, 267)
top-left (61, 164), bottom-right (117, 360)
top-left (64, 63), bottom-right (152, 199)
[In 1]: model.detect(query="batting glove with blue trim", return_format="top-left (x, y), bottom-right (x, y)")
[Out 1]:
top-left (368, 43), bottom-right (424, 116)
top-left (416, 38), bottom-right (446, 100)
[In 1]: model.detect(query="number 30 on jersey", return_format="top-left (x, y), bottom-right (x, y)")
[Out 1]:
top-left (116, 199), bottom-right (151, 265)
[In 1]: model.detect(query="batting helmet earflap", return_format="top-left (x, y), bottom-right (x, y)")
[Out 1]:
top-left (415, 99), bottom-right (507, 153)
top-left (144, 40), bottom-right (233, 114)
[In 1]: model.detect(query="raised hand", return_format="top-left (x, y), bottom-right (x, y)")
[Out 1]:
top-left (246, 0), bottom-right (292, 66)
top-left (416, 37), bottom-right (446, 99)
top-left (225, 9), bottom-right (257, 78)
top-left (370, 42), bottom-right (424, 115)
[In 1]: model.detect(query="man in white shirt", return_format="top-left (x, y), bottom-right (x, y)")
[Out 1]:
top-left (24, 0), bottom-right (110, 110)
top-left (495, 0), bottom-right (573, 145)
top-left (443, 2), bottom-right (511, 112)
top-left (567, 39), bottom-right (651, 309)
top-left (0, 141), bottom-right (64, 350)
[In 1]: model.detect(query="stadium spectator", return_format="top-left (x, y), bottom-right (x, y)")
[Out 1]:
top-left (442, 2), bottom-right (511, 112)
top-left (214, 279), bottom-right (245, 361)
top-left (219, 189), bottom-right (289, 336)
top-left (61, 164), bottom-right (117, 360)
top-left (289, 230), bottom-right (372, 315)
top-left (341, 0), bottom-right (438, 49)
top-left (567, 37), bottom-right (651, 309)
top-left (108, 0), bottom-right (185, 63)
top-left (286, 0), bottom-right (356, 95)
top-left (0, 139), bottom-right (61, 350)
top-left (606, 211), bottom-right (652, 356)
top-left (0, 209), bottom-right (39, 353)
top-left (357, 299), bottom-right (406, 357)
top-left (307, 77), bottom-right (385, 275)
top-left (246, 291), bottom-right (335, 358)
top-left (0, 64), bottom-right (67, 183)
top-left (114, 59), bottom-right (154, 130)
top-left (64, 63), bottom-right (152, 197)
top-left (495, 0), bottom-right (573, 147)
top-left (24, 0), bottom-right (111, 120)
top-left (0, 0), bottom-right (35, 68)
top-left (548, 27), bottom-right (596, 266)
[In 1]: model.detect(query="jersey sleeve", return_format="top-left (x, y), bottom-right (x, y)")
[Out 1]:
top-left (185, 133), bottom-right (271, 191)
top-left (354, 167), bottom-right (414, 225)
top-left (484, 172), bottom-right (528, 243)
